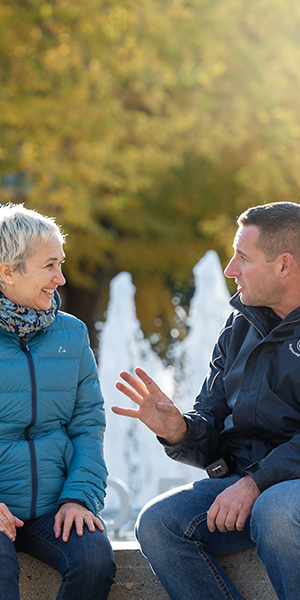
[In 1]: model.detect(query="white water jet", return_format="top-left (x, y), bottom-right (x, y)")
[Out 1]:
top-left (98, 251), bottom-right (231, 511)
top-left (173, 250), bottom-right (231, 409)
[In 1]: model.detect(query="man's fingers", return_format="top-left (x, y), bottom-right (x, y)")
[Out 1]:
top-left (119, 371), bottom-right (149, 397)
top-left (218, 508), bottom-right (239, 532)
top-left (134, 367), bottom-right (163, 395)
top-left (206, 506), bottom-right (217, 532)
top-left (115, 380), bottom-right (143, 405)
top-left (207, 477), bottom-right (259, 534)
top-left (156, 401), bottom-right (180, 415)
top-left (111, 406), bottom-right (140, 418)
top-left (235, 512), bottom-right (248, 532)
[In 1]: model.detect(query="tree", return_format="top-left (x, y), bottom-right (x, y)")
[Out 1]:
top-left (1, 0), bottom-right (300, 351)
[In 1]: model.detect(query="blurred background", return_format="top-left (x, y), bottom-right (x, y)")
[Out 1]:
top-left (1, 0), bottom-right (300, 535)
top-left (2, 0), bottom-right (300, 356)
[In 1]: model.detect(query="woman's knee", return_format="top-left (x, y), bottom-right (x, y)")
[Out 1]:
top-left (68, 529), bottom-right (115, 579)
top-left (0, 532), bottom-right (20, 583)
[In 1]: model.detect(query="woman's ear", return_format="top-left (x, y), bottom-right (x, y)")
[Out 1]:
top-left (0, 262), bottom-right (15, 285)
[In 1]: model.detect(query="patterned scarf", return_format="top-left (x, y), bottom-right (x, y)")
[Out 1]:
top-left (0, 290), bottom-right (59, 337)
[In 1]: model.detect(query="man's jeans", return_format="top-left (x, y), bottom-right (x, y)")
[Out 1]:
top-left (136, 475), bottom-right (300, 600)
top-left (0, 509), bottom-right (116, 600)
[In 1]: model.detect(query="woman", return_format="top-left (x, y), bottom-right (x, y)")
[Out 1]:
top-left (0, 203), bottom-right (116, 599)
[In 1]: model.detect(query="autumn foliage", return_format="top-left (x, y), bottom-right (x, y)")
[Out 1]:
top-left (1, 0), bottom-right (300, 351)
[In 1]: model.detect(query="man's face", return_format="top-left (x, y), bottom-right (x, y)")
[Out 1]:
top-left (224, 225), bottom-right (282, 310)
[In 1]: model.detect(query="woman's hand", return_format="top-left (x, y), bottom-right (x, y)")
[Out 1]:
top-left (54, 503), bottom-right (104, 543)
top-left (0, 503), bottom-right (24, 542)
top-left (113, 367), bottom-right (188, 444)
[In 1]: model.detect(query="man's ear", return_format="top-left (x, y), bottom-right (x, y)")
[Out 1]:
top-left (0, 262), bottom-right (15, 285)
top-left (278, 253), bottom-right (294, 279)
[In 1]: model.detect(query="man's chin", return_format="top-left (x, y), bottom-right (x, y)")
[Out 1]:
top-left (239, 292), bottom-right (250, 305)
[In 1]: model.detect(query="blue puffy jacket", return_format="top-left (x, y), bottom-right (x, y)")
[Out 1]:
top-left (0, 308), bottom-right (107, 522)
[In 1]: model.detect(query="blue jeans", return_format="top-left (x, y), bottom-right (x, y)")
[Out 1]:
top-left (136, 475), bottom-right (300, 600)
top-left (0, 509), bottom-right (116, 600)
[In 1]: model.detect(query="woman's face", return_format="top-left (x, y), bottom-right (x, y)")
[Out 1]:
top-left (3, 234), bottom-right (66, 310)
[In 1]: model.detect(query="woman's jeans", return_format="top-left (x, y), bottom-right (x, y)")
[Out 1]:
top-left (136, 475), bottom-right (300, 600)
top-left (0, 509), bottom-right (116, 600)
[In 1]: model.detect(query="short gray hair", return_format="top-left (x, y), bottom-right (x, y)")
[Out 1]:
top-left (0, 203), bottom-right (66, 290)
top-left (237, 202), bottom-right (300, 264)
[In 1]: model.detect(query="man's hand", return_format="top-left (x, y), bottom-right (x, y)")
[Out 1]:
top-left (0, 503), bottom-right (24, 542)
top-left (113, 367), bottom-right (188, 445)
top-left (207, 475), bottom-right (260, 533)
top-left (54, 503), bottom-right (104, 543)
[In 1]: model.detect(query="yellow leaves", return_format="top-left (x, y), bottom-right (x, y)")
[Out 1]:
top-left (39, 4), bottom-right (53, 18)
top-left (43, 45), bottom-right (75, 71)
top-left (58, 43), bottom-right (71, 56)
top-left (14, 46), bottom-right (27, 58)
top-left (255, 110), bottom-right (270, 126)
top-left (2, 0), bottom-right (300, 305)
top-left (255, 149), bottom-right (268, 163)
top-left (19, 141), bottom-right (39, 167)
top-left (31, 27), bottom-right (43, 41)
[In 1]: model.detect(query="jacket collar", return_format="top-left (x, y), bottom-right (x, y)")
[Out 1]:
top-left (229, 292), bottom-right (300, 336)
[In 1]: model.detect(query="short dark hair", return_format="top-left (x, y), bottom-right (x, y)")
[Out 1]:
top-left (237, 202), bottom-right (300, 263)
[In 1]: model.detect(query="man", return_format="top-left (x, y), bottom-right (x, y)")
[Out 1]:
top-left (113, 202), bottom-right (300, 600)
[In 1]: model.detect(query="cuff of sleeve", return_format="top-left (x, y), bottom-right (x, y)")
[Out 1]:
top-left (243, 463), bottom-right (280, 493)
top-left (157, 416), bottom-right (193, 448)
top-left (57, 499), bottom-right (89, 510)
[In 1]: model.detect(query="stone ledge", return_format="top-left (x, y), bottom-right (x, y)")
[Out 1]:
top-left (18, 542), bottom-right (277, 600)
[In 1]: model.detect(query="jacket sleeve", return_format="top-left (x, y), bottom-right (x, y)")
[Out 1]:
top-left (58, 325), bottom-right (108, 515)
top-left (245, 434), bottom-right (300, 492)
top-left (160, 317), bottom-right (233, 469)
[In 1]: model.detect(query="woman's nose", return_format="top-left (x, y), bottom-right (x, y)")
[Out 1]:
top-left (53, 269), bottom-right (66, 286)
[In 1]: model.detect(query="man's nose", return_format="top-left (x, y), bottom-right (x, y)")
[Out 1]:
top-left (224, 256), bottom-right (238, 278)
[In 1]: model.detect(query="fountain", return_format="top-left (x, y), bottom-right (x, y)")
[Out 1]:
top-left (98, 250), bottom-right (231, 526)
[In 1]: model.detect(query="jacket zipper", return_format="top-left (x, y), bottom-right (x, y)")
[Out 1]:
top-left (20, 336), bottom-right (38, 520)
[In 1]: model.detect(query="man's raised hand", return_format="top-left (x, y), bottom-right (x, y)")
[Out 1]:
top-left (113, 367), bottom-right (188, 444)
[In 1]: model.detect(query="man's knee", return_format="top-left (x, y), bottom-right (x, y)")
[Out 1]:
top-left (251, 481), bottom-right (300, 547)
top-left (135, 497), bottom-right (164, 548)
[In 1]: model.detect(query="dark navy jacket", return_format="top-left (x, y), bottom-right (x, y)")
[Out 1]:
top-left (163, 293), bottom-right (300, 492)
